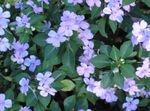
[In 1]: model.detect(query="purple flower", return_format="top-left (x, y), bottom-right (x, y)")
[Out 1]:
top-left (76, 15), bottom-right (89, 30)
top-left (24, 55), bottom-right (41, 72)
top-left (101, 88), bottom-right (118, 103)
top-left (77, 63), bottom-right (94, 78)
top-left (36, 71), bottom-right (54, 86)
top-left (15, 1), bottom-right (24, 9)
top-left (78, 109), bottom-right (92, 111)
top-left (0, 93), bottom-right (12, 111)
top-left (0, 37), bottom-right (10, 52)
top-left (68, 0), bottom-right (83, 5)
top-left (86, 0), bottom-right (101, 9)
top-left (38, 85), bottom-right (57, 97)
top-left (33, 6), bottom-right (43, 14)
top-left (78, 29), bottom-right (93, 45)
top-left (38, 0), bottom-right (50, 4)
top-left (123, 97), bottom-right (139, 111)
top-left (19, 106), bottom-right (32, 111)
top-left (136, 58), bottom-right (150, 78)
top-left (11, 41), bottom-right (29, 64)
top-left (123, 79), bottom-right (139, 96)
top-left (46, 30), bottom-right (66, 47)
top-left (16, 14), bottom-right (30, 28)
top-left (19, 78), bottom-right (29, 95)
top-left (0, 7), bottom-right (10, 35)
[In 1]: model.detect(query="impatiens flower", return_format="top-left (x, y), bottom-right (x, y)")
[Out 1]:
top-left (38, 85), bottom-right (57, 97)
top-left (46, 30), bottom-right (66, 47)
top-left (68, 0), bottom-right (83, 5)
top-left (19, 106), bottom-right (32, 111)
top-left (123, 79), bottom-right (140, 96)
top-left (0, 7), bottom-right (10, 35)
top-left (78, 29), bottom-right (93, 45)
top-left (0, 37), bottom-right (10, 52)
top-left (136, 58), bottom-right (150, 78)
top-left (24, 55), bottom-right (41, 72)
top-left (11, 41), bottom-right (29, 64)
top-left (19, 78), bottom-right (29, 95)
top-left (33, 6), bottom-right (43, 14)
top-left (38, 0), bottom-right (50, 4)
top-left (0, 94), bottom-right (12, 111)
top-left (36, 71), bottom-right (54, 86)
top-left (86, 0), bottom-right (101, 9)
top-left (123, 97), bottom-right (139, 111)
top-left (16, 14), bottom-right (30, 28)
top-left (77, 63), bottom-right (94, 78)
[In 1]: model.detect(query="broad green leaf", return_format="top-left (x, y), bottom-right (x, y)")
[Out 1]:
top-left (142, 0), bottom-right (150, 7)
top-left (101, 73), bottom-right (113, 88)
top-left (109, 20), bottom-right (117, 33)
top-left (33, 33), bottom-right (47, 47)
top-left (110, 46), bottom-right (120, 61)
top-left (122, 0), bottom-right (135, 6)
top-left (139, 99), bottom-right (150, 107)
top-left (49, 100), bottom-right (61, 111)
top-left (61, 79), bottom-right (75, 91)
top-left (100, 45), bottom-right (111, 57)
top-left (120, 41), bottom-right (133, 58)
top-left (121, 64), bottom-right (135, 78)
top-left (38, 95), bottom-right (51, 108)
top-left (113, 73), bottom-right (124, 88)
top-left (26, 92), bottom-right (38, 106)
top-left (91, 54), bottom-right (111, 68)
top-left (64, 95), bottom-right (76, 111)
top-left (98, 18), bottom-right (108, 38)
top-left (75, 97), bottom-right (88, 110)
top-left (34, 102), bottom-right (45, 111)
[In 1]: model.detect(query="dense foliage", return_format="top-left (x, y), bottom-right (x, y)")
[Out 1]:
top-left (1, 0), bottom-right (150, 111)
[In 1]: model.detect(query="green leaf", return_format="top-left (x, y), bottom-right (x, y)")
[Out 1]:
top-left (100, 45), bottom-right (111, 57)
top-left (33, 33), bottom-right (47, 47)
top-left (110, 46), bottom-right (120, 61)
top-left (122, 0), bottom-right (135, 6)
top-left (61, 79), bottom-right (75, 91)
top-left (38, 95), bottom-right (51, 108)
top-left (120, 41), bottom-right (133, 58)
top-left (113, 73), bottom-right (124, 88)
top-left (121, 64), bottom-right (135, 78)
top-left (109, 20), bottom-right (117, 33)
top-left (101, 73), bottom-right (113, 88)
top-left (98, 18), bottom-right (108, 38)
top-left (139, 99), bottom-right (150, 107)
top-left (49, 100), bottom-right (61, 111)
top-left (142, 0), bottom-right (150, 7)
top-left (34, 102), bottom-right (45, 111)
top-left (91, 54), bottom-right (111, 68)
top-left (75, 97), bottom-right (88, 110)
top-left (91, 6), bottom-right (102, 19)
top-left (26, 92), bottom-right (38, 106)
top-left (64, 95), bottom-right (76, 111)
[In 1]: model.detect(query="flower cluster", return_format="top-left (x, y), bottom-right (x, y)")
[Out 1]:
top-left (19, 78), bottom-right (30, 95)
top-left (122, 97), bottom-right (139, 111)
top-left (0, 7), bottom-right (10, 35)
top-left (136, 58), bottom-right (150, 78)
top-left (36, 71), bottom-right (57, 97)
top-left (131, 20), bottom-right (150, 51)
top-left (0, 93), bottom-right (12, 111)
top-left (11, 41), bottom-right (41, 72)
top-left (84, 78), bottom-right (118, 103)
top-left (101, 0), bottom-right (135, 23)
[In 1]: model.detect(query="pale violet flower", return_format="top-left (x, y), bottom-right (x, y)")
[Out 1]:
top-left (16, 14), bottom-right (30, 28)
top-left (19, 106), bottom-right (32, 111)
top-left (68, 0), bottom-right (83, 5)
top-left (123, 79), bottom-right (140, 96)
top-left (38, 85), bottom-right (57, 97)
top-left (46, 30), bottom-right (66, 47)
top-left (123, 97), bottom-right (139, 111)
top-left (77, 63), bottom-right (94, 78)
top-left (0, 7), bottom-right (10, 35)
top-left (24, 55), bottom-right (41, 72)
top-left (78, 109), bottom-right (92, 111)
top-left (0, 93), bottom-right (12, 111)
top-left (0, 37), bottom-right (10, 52)
top-left (36, 71), bottom-right (54, 86)
top-left (19, 78), bottom-right (29, 95)
top-left (86, 0), bottom-right (101, 9)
